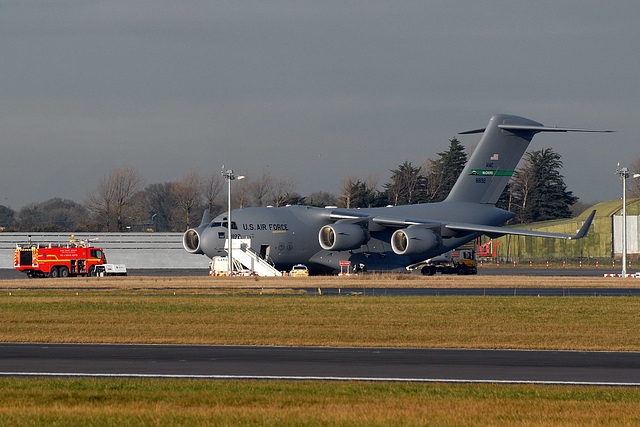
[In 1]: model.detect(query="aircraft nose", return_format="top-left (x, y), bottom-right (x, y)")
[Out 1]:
top-left (199, 228), bottom-right (224, 258)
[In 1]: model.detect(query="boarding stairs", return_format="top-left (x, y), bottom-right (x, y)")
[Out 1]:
top-left (225, 239), bottom-right (283, 277)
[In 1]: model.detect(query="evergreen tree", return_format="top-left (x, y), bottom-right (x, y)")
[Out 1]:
top-left (306, 191), bottom-right (338, 208)
top-left (0, 205), bottom-right (16, 230)
top-left (17, 198), bottom-right (88, 231)
top-left (424, 137), bottom-right (467, 202)
top-left (383, 161), bottom-right (425, 205)
top-left (507, 148), bottom-right (577, 223)
top-left (339, 178), bottom-right (383, 208)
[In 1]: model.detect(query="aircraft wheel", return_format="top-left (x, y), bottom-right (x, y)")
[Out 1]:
top-left (59, 266), bottom-right (69, 278)
top-left (421, 266), bottom-right (436, 276)
top-left (49, 267), bottom-right (59, 278)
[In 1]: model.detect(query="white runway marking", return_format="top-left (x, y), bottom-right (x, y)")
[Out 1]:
top-left (1, 372), bottom-right (639, 387)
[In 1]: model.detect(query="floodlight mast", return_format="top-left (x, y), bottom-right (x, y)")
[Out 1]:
top-left (615, 164), bottom-right (639, 277)
top-left (222, 167), bottom-right (245, 276)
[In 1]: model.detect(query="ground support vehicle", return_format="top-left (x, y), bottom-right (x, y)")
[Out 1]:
top-left (289, 264), bottom-right (309, 276)
top-left (15, 239), bottom-right (107, 278)
top-left (94, 264), bottom-right (127, 276)
top-left (209, 256), bottom-right (256, 276)
top-left (410, 249), bottom-right (477, 275)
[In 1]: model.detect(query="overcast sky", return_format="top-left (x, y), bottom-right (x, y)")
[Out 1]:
top-left (1, 1), bottom-right (638, 210)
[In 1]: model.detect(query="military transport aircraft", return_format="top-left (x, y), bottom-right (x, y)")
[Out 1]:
top-left (183, 114), bottom-right (610, 274)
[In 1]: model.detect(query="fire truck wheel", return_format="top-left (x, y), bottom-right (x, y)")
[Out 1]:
top-left (89, 266), bottom-right (96, 277)
top-left (59, 266), bottom-right (69, 278)
top-left (49, 267), bottom-right (59, 278)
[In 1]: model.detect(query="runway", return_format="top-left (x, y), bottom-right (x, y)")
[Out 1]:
top-left (1, 343), bottom-right (639, 386)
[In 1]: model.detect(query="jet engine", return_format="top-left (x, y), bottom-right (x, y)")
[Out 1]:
top-left (391, 227), bottom-right (441, 256)
top-left (183, 228), bottom-right (204, 254)
top-left (318, 223), bottom-right (368, 251)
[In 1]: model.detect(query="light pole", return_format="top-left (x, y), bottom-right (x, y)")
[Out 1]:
top-left (222, 168), bottom-right (244, 276)
top-left (615, 165), bottom-right (640, 277)
top-left (634, 172), bottom-right (640, 275)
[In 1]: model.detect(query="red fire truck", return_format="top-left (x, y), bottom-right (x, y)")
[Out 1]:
top-left (14, 237), bottom-right (107, 278)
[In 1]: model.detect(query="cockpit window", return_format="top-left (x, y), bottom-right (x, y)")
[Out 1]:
top-left (210, 221), bottom-right (237, 229)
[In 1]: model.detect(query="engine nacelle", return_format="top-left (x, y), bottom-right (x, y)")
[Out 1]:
top-left (183, 228), bottom-right (204, 254)
top-left (391, 227), bottom-right (441, 256)
top-left (318, 223), bottom-right (368, 251)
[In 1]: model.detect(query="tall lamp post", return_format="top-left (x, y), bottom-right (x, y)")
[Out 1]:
top-left (222, 168), bottom-right (245, 276)
top-left (615, 164), bottom-right (640, 277)
top-left (633, 172), bottom-right (640, 274)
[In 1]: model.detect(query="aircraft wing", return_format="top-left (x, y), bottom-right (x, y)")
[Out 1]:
top-left (327, 209), bottom-right (596, 240)
top-left (445, 210), bottom-right (596, 240)
top-left (327, 210), bottom-right (441, 227)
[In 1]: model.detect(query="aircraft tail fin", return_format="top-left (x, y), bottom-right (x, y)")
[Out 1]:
top-left (198, 209), bottom-right (210, 227)
top-left (445, 114), bottom-right (613, 205)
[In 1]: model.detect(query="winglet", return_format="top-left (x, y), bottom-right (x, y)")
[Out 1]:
top-left (570, 210), bottom-right (596, 240)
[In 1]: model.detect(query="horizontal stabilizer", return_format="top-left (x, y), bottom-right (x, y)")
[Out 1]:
top-left (460, 125), bottom-right (614, 135)
top-left (459, 127), bottom-right (486, 135)
top-left (498, 124), bottom-right (615, 133)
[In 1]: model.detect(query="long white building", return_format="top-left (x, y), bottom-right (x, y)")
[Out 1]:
top-left (0, 233), bottom-right (210, 270)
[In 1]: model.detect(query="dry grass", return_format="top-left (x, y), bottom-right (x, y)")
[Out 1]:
top-left (1, 272), bottom-right (638, 290)
top-left (0, 378), bottom-right (639, 426)
top-left (2, 275), bottom-right (639, 425)
top-left (1, 292), bottom-right (639, 350)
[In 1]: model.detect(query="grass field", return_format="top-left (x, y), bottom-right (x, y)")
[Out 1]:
top-left (0, 378), bottom-right (639, 426)
top-left (2, 275), bottom-right (639, 424)
top-left (1, 290), bottom-right (640, 350)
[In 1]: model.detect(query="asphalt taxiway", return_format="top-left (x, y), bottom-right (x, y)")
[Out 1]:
top-left (1, 343), bottom-right (639, 386)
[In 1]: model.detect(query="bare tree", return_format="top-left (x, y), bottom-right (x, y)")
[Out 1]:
top-left (243, 170), bottom-right (298, 207)
top-left (245, 169), bottom-right (274, 207)
top-left (270, 176), bottom-right (297, 207)
top-left (113, 166), bottom-right (144, 231)
top-left (172, 171), bottom-right (203, 231)
top-left (87, 166), bottom-right (143, 231)
top-left (340, 176), bottom-right (358, 209)
top-left (133, 182), bottom-right (180, 232)
top-left (422, 158), bottom-right (448, 203)
top-left (202, 172), bottom-right (225, 214)
top-left (86, 172), bottom-right (117, 231)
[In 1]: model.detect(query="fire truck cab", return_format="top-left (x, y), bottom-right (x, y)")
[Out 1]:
top-left (14, 237), bottom-right (107, 278)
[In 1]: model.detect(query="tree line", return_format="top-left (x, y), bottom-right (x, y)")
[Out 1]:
top-left (2, 142), bottom-right (637, 233)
